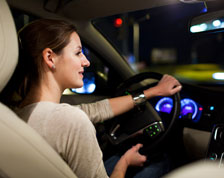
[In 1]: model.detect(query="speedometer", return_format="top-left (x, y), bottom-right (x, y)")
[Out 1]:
top-left (180, 98), bottom-right (198, 119)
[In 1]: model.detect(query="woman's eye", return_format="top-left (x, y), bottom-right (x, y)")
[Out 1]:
top-left (76, 51), bottom-right (82, 56)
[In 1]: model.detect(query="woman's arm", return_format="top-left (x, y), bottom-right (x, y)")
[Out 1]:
top-left (109, 74), bottom-right (182, 117)
top-left (110, 144), bottom-right (147, 178)
top-left (77, 74), bottom-right (181, 122)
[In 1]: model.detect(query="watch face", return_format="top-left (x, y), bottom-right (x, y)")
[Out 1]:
top-left (133, 93), bottom-right (146, 106)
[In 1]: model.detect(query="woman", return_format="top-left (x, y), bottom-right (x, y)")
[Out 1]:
top-left (16, 19), bottom-right (182, 178)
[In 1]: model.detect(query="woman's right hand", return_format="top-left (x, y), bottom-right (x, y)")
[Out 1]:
top-left (144, 74), bottom-right (182, 99)
top-left (110, 143), bottom-right (147, 178)
top-left (122, 143), bottom-right (147, 167)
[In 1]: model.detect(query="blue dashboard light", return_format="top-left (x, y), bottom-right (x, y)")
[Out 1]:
top-left (182, 105), bottom-right (193, 115)
top-left (155, 97), bottom-right (173, 114)
top-left (155, 97), bottom-right (202, 122)
top-left (181, 98), bottom-right (198, 119)
top-left (161, 103), bottom-right (172, 113)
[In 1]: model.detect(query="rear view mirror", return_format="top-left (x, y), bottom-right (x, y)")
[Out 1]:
top-left (190, 10), bottom-right (224, 33)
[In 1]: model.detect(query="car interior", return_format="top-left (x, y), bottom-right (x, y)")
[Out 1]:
top-left (1, 0), bottom-right (224, 177)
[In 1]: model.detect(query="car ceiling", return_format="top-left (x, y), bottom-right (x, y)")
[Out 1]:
top-left (7, 0), bottom-right (184, 21)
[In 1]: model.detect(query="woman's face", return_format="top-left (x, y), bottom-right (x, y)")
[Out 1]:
top-left (54, 32), bottom-right (90, 90)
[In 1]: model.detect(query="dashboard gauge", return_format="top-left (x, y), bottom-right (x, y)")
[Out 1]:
top-left (155, 97), bottom-right (202, 122)
top-left (155, 97), bottom-right (173, 114)
top-left (180, 98), bottom-right (198, 119)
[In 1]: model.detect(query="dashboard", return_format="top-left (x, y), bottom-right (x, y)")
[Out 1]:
top-left (150, 83), bottom-right (224, 132)
top-left (155, 97), bottom-right (204, 123)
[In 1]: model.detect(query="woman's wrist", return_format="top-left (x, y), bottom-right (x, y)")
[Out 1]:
top-left (132, 87), bottom-right (158, 106)
top-left (132, 92), bottom-right (147, 106)
top-left (121, 154), bottom-right (130, 167)
top-left (111, 155), bottom-right (129, 177)
top-left (143, 86), bottom-right (158, 99)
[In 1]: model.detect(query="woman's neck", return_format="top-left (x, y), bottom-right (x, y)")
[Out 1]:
top-left (19, 80), bottom-right (62, 108)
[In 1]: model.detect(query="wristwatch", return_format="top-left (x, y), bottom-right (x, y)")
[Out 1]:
top-left (132, 92), bottom-right (147, 106)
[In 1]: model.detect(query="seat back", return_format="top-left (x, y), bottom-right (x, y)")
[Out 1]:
top-left (0, 0), bottom-right (77, 177)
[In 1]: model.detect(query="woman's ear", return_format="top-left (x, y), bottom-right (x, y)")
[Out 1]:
top-left (42, 48), bottom-right (56, 69)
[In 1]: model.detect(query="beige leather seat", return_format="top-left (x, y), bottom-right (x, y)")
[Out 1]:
top-left (0, 0), bottom-right (77, 177)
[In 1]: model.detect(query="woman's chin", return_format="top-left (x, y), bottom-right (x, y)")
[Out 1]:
top-left (75, 83), bottom-right (84, 89)
top-left (69, 81), bottom-right (84, 89)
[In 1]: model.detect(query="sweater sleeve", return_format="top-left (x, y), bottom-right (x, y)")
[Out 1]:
top-left (45, 104), bottom-right (109, 178)
top-left (76, 99), bottom-right (114, 124)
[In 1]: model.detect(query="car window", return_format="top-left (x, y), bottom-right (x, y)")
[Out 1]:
top-left (92, 2), bottom-right (224, 86)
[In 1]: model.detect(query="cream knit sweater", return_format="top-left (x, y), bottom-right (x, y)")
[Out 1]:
top-left (16, 99), bottom-right (114, 178)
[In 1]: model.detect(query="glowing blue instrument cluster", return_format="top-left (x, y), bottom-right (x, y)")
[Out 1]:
top-left (180, 98), bottom-right (198, 119)
top-left (155, 97), bottom-right (203, 122)
top-left (155, 97), bottom-right (173, 114)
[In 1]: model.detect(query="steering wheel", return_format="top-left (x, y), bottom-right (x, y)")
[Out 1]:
top-left (106, 72), bottom-right (181, 154)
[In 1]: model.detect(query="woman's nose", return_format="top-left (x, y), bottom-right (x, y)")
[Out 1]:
top-left (82, 55), bottom-right (90, 67)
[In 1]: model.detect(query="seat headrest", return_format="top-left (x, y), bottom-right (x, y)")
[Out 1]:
top-left (0, 0), bottom-right (18, 92)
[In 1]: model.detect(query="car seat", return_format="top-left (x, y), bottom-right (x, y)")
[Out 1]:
top-left (0, 0), bottom-right (77, 177)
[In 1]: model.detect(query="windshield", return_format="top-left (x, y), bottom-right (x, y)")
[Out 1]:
top-left (92, 2), bottom-right (224, 86)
